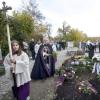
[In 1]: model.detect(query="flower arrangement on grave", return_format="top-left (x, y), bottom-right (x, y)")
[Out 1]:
top-left (70, 55), bottom-right (93, 74)
top-left (78, 81), bottom-right (97, 95)
top-left (71, 55), bottom-right (93, 66)
top-left (55, 67), bottom-right (75, 87)
top-left (96, 74), bottom-right (100, 81)
top-left (61, 67), bottom-right (75, 80)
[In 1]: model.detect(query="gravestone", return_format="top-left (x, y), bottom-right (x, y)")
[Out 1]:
top-left (67, 42), bottom-right (75, 56)
top-left (79, 42), bottom-right (82, 50)
top-left (67, 41), bottom-right (73, 48)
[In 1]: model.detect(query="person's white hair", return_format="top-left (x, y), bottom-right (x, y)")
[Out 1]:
top-left (43, 34), bottom-right (49, 41)
top-left (87, 41), bottom-right (91, 45)
top-left (31, 38), bottom-right (34, 41)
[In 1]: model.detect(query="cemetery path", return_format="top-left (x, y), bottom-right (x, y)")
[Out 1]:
top-left (0, 49), bottom-right (69, 100)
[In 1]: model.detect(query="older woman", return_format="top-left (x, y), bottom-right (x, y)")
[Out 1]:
top-left (4, 40), bottom-right (31, 100)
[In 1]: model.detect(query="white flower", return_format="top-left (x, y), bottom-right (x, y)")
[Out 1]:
top-left (64, 74), bottom-right (67, 77)
top-left (71, 62), bottom-right (75, 65)
top-left (79, 87), bottom-right (82, 90)
top-left (75, 61), bottom-right (79, 65)
top-left (83, 61), bottom-right (86, 65)
top-left (72, 70), bottom-right (75, 74)
top-left (92, 54), bottom-right (100, 61)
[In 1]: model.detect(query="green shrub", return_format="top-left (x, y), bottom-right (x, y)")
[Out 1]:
top-left (52, 52), bottom-right (57, 58)
top-left (0, 67), bottom-right (5, 76)
top-left (75, 66), bottom-right (85, 76)
top-left (1, 41), bottom-right (9, 57)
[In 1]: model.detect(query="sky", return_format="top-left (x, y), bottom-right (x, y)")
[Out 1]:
top-left (0, 0), bottom-right (100, 37)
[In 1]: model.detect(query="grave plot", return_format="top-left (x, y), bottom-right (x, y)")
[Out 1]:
top-left (54, 55), bottom-right (100, 100)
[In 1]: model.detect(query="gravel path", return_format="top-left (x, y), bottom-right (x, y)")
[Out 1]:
top-left (0, 60), bottom-right (34, 100)
top-left (0, 75), bottom-right (12, 100)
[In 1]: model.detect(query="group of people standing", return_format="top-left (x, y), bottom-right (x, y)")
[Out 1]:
top-left (3, 37), bottom-right (56, 100)
top-left (86, 41), bottom-right (100, 59)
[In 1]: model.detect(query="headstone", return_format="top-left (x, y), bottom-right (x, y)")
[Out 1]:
top-left (67, 41), bottom-right (73, 48)
top-left (67, 42), bottom-right (75, 56)
top-left (79, 42), bottom-right (82, 50)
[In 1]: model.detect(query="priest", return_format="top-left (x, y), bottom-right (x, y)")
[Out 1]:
top-left (31, 36), bottom-right (55, 80)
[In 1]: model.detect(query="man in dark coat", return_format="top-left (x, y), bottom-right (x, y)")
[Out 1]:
top-left (98, 41), bottom-right (100, 53)
top-left (29, 39), bottom-right (35, 60)
top-left (87, 42), bottom-right (95, 59)
top-left (31, 37), bottom-right (55, 80)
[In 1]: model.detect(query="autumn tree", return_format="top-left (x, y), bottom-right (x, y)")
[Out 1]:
top-left (66, 28), bottom-right (87, 41)
top-left (21, 0), bottom-right (48, 40)
top-left (22, 0), bottom-right (45, 21)
top-left (0, 11), bottom-right (6, 44)
top-left (58, 21), bottom-right (71, 36)
top-left (0, 11), bottom-right (9, 56)
top-left (9, 11), bottom-right (34, 42)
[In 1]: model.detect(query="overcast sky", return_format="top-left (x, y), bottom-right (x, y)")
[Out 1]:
top-left (0, 0), bottom-right (100, 37)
